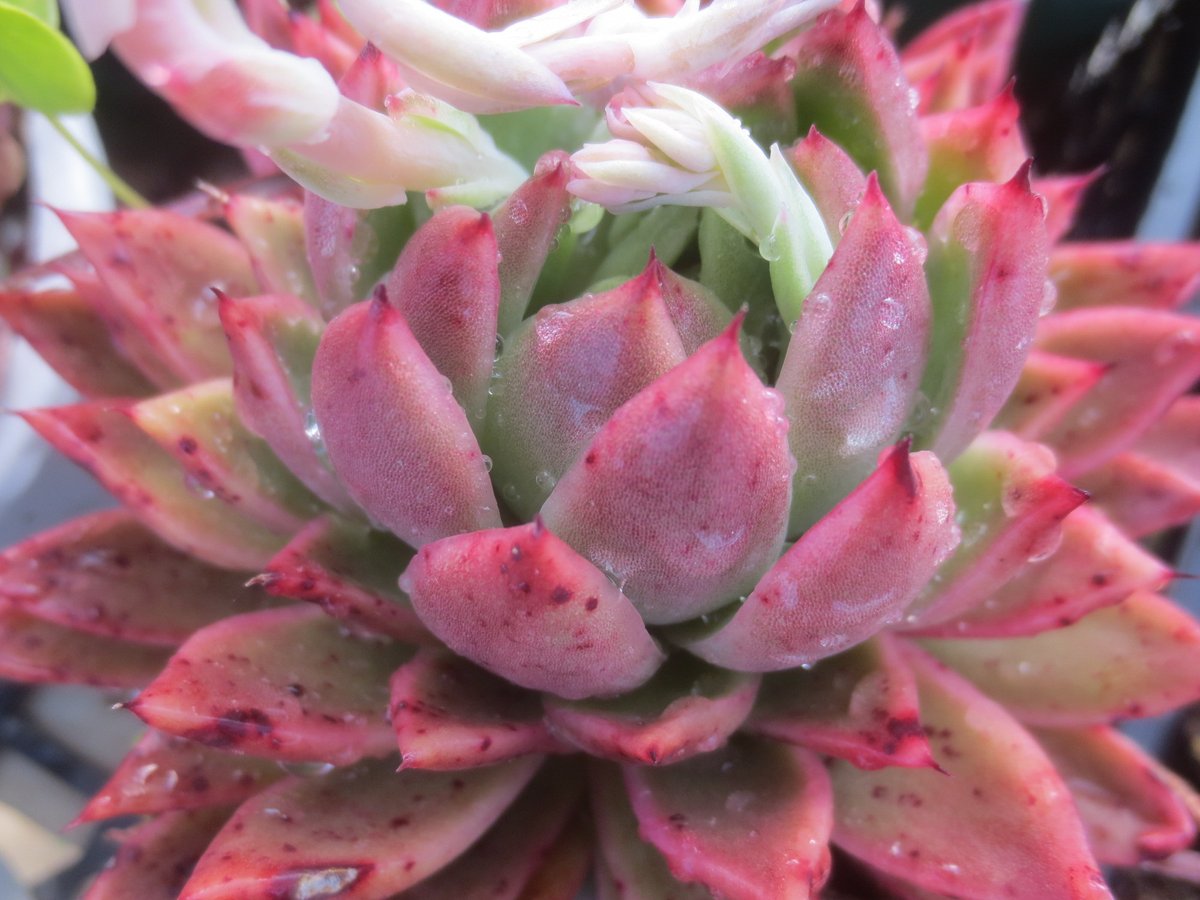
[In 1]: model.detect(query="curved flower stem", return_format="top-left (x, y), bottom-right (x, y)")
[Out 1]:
top-left (44, 113), bottom-right (149, 209)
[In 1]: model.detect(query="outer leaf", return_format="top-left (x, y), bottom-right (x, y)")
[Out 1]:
top-left (650, 253), bottom-right (733, 355)
top-left (131, 606), bottom-right (414, 764)
top-left (514, 813), bottom-right (592, 900)
top-left (903, 432), bottom-right (1087, 629)
top-left (1034, 170), bottom-right (1103, 244)
top-left (921, 592), bottom-right (1200, 725)
top-left (1033, 726), bottom-right (1196, 865)
top-left (787, 5), bottom-right (927, 217)
top-left (992, 350), bottom-right (1106, 440)
top-left (747, 635), bottom-right (935, 770)
top-left (681, 441), bottom-right (959, 671)
top-left (541, 319), bottom-right (793, 626)
top-left (77, 730), bottom-right (281, 823)
top-left (831, 643), bottom-right (1107, 899)
top-left (915, 167), bottom-right (1049, 460)
top-left (58, 209), bottom-right (258, 381)
top-left (181, 756), bottom-right (542, 900)
top-left (776, 176), bottom-right (931, 534)
top-left (0, 3), bottom-right (95, 113)
top-left (224, 193), bottom-right (319, 304)
top-left (256, 515), bottom-right (429, 642)
top-left (0, 605), bottom-right (169, 687)
top-left (22, 402), bottom-right (288, 570)
top-left (1035, 308), bottom-right (1200, 477)
top-left (1049, 242), bottom-right (1200, 311)
top-left (379, 206), bottom-right (500, 424)
top-left (786, 126), bottom-right (868, 239)
top-left (390, 648), bottom-right (559, 770)
top-left (402, 521), bottom-right (665, 700)
top-left (0, 509), bottom-right (272, 645)
top-left (487, 262), bottom-right (688, 519)
top-left (311, 296), bottom-right (500, 546)
top-left (624, 736), bottom-right (833, 900)
top-left (543, 653), bottom-right (759, 766)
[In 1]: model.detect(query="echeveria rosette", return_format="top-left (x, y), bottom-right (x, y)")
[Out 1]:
top-left (2, 1), bottom-right (1200, 898)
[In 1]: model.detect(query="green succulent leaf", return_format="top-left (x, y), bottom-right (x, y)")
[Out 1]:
top-left (0, 1), bottom-right (95, 114)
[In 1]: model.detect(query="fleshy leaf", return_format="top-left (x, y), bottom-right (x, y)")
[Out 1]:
top-left (256, 515), bottom-right (429, 642)
top-left (916, 504), bottom-right (1169, 638)
top-left (681, 441), bottom-right (959, 671)
top-left (224, 193), bottom-right (319, 304)
top-left (0, 605), bottom-right (169, 688)
top-left (181, 755), bottom-right (542, 900)
top-left (541, 318), bottom-right (792, 626)
top-left (831, 642), bottom-right (1107, 899)
top-left (786, 126), bottom-right (869, 238)
top-left (776, 176), bottom-right (931, 534)
top-left (487, 262), bottom-right (688, 519)
top-left (1034, 170), bottom-right (1103, 244)
top-left (83, 808), bottom-right (232, 900)
top-left (58, 209), bottom-right (258, 381)
top-left (1033, 726), bottom-right (1196, 865)
top-left (0, 509), bottom-right (273, 645)
top-left (130, 606), bottom-right (414, 764)
top-left (624, 736), bottom-right (833, 900)
top-left (1035, 308), bottom-right (1200, 477)
top-left (130, 378), bottom-right (324, 534)
top-left (920, 592), bottom-right (1200, 725)
top-left (904, 432), bottom-right (1087, 629)
top-left (401, 521), bottom-right (665, 701)
top-left (1049, 242), bottom-right (1200, 311)
top-left (787, 5), bottom-right (927, 217)
top-left (379, 205), bottom-right (501, 424)
top-left (22, 402), bottom-right (288, 570)
top-left (390, 648), bottom-right (559, 770)
top-left (747, 635), bottom-right (935, 770)
top-left (513, 812), bottom-right (592, 900)
top-left (650, 254), bottom-right (734, 355)
top-left (311, 296), bottom-right (500, 546)
top-left (543, 653), bottom-right (759, 766)
top-left (77, 730), bottom-right (281, 823)
top-left (992, 350), bottom-right (1106, 440)
top-left (914, 167), bottom-right (1049, 460)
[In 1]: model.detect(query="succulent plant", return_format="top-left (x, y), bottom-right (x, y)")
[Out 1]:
top-left (3, 0), bottom-right (1200, 897)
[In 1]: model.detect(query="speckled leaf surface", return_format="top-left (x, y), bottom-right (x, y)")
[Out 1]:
top-left (225, 193), bottom-right (319, 304)
top-left (993, 350), bottom-right (1106, 440)
top-left (786, 127), bottom-right (868, 239)
top-left (1049, 242), bottom-right (1200, 311)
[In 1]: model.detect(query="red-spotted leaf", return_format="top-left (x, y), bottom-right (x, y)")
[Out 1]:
top-left (993, 350), bottom-right (1106, 440)
top-left (681, 442), bottom-right (958, 671)
top-left (390, 648), bottom-right (559, 770)
top-left (787, 5), bottom-right (927, 217)
top-left (0, 605), bottom-right (169, 688)
top-left (130, 606), bottom-right (415, 764)
top-left (1049, 242), bottom-right (1200, 311)
top-left (256, 515), bottom-right (429, 642)
top-left (22, 403), bottom-right (288, 570)
top-left (181, 755), bottom-right (542, 900)
top-left (1033, 726), bottom-right (1196, 865)
top-left (541, 319), bottom-right (792, 626)
top-left (543, 653), bottom-right (759, 766)
top-left (312, 296), bottom-right (500, 547)
top-left (1035, 308), bottom-right (1200, 477)
top-left (920, 592), bottom-right (1200, 725)
top-left (919, 504), bottom-right (1169, 638)
top-left (624, 736), bottom-right (833, 900)
top-left (0, 277), bottom-right (155, 397)
top-left (402, 521), bottom-right (664, 700)
top-left (904, 432), bottom-right (1086, 629)
top-left (831, 642), bottom-right (1107, 899)
top-left (486, 263), bottom-right (688, 519)
top-left (1034, 170), bottom-right (1103, 244)
top-left (0, 510), bottom-right (273, 645)
top-left (915, 167), bottom-right (1049, 461)
top-left (83, 808), bottom-right (233, 900)
top-left (786, 126), bottom-right (868, 238)
top-left (379, 206), bottom-right (501, 424)
top-left (130, 379), bottom-right (324, 534)
top-left (747, 635), bottom-right (934, 770)
top-left (914, 86), bottom-right (1028, 228)
top-left (494, 151), bottom-right (573, 336)
top-left (57, 209), bottom-right (258, 381)
top-left (224, 193), bottom-right (318, 304)
top-left (77, 730), bottom-right (281, 823)
top-left (901, 0), bottom-right (1025, 114)
top-left (218, 292), bottom-right (353, 511)
top-left (776, 176), bottom-right (931, 534)
top-left (591, 764), bottom-right (716, 900)
top-left (400, 760), bottom-right (583, 900)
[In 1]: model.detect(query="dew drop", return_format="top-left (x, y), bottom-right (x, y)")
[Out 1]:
top-left (838, 210), bottom-right (854, 235)
top-left (1040, 279), bottom-right (1058, 316)
top-left (183, 475), bottom-right (216, 501)
top-left (534, 470), bottom-right (556, 490)
top-left (878, 296), bottom-right (906, 330)
top-left (482, 455), bottom-right (494, 472)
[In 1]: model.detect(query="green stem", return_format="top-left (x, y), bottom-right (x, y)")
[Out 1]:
top-left (44, 114), bottom-right (150, 209)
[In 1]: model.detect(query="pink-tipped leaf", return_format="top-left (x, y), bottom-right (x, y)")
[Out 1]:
top-left (993, 350), bottom-right (1107, 440)
top-left (786, 126), bottom-right (869, 239)
top-left (1049, 241), bottom-right (1200, 311)
top-left (1034, 170), bottom-right (1103, 243)
top-left (224, 193), bottom-right (319, 304)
